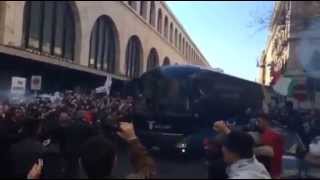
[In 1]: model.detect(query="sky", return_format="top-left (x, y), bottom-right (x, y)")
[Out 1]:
top-left (166, 1), bottom-right (275, 81)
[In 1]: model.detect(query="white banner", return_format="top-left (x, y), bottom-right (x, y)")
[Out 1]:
top-left (31, 75), bottom-right (42, 91)
top-left (11, 77), bottom-right (27, 95)
top-left (273, 76), bottom-right (293, 96)
top-left (95, 74), bottom-right (112, 95)
top-left (105, 74), bottom-right (112, 96)
top-left (96, 86), bottom-right (106, 94)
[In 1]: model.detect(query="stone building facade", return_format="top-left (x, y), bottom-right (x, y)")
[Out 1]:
top-left (0, 1), bottom-right (210, 95)
top-left (259, 1), bottom-right (320, 108)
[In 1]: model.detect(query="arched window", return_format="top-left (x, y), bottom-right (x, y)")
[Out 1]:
top-left (191, 49), bottom-right (193, 63)
top-left (178, 33), bottom-right (182, 50)
top-left (128, 1), bottom-right (137, 10)
top-left (195, 54), bottom-right (198, 63)
top-left (195, 52), bottom-right (197, 63)
top-left (140, 1), bottom-right (147, 19)
top-left (164, 16), bottom-right (168, 39)
top-left (157, 9), bottom-right (162, 33)
top-left (190, 47), bottom-right (193, 63)
top-left (24, 1), bottom-right (75, 60)
top-left (147, 48), bottom-right (159, 71)
top-left (169, 23), bottom-right (173, 43)
top-left (192, 49), bottom-right (195, 63)
top-left (125, 36), bottom-right (142, 78)
top-left (163, 57), bottom-right (170, 66)
top-left (182, 38), bottom-right (185, 56)
top-left (0, 2), bottom-right (4, 38)
top-left (192, 49), bottom-right (194, 63)
top-left (186, 44), bottom-right (190, 62)
top-left (174, 28), bottom-right (178, 48)
top-left (189, 47), bottom-right (192, 63)
top-left (149, 1), bottom-right (155, 27)
top-left (89, 16), bottom-right (117, 73)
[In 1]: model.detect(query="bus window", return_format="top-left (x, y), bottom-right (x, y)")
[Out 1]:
top-left (156, 78), bottom-right (190, 114)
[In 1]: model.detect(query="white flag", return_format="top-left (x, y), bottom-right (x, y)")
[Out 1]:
top-left (105, 74), bottom-right (112, 96)
top-left (96, 86), bottom-right (106, 94)
top-left (272, 76), bottom-right (293, 96)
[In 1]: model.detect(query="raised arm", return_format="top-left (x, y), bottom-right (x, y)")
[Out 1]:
top-left (117, 122), bottom-right (156, 178)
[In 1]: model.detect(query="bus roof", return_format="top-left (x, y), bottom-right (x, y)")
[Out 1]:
top-left (143, 65), bottom-right (260, 86)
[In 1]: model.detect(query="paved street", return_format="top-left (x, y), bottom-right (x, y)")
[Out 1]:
top-left (77, 143), bottom-right (320, 179)
top-left (76, 126), bottom-right (320, 179)
top-left (110, 128), bottom-right (320, 179)
top-left (109, 145), bottom-right (320, 179)
top-left (112, 149), bottom-right (208, 179)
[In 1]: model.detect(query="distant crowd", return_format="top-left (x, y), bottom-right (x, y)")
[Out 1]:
top-left (0, 90), bottom-right (320, 179)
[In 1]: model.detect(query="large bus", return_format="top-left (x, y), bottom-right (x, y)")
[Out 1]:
top-left (130, 65), bottom-right (264, 155)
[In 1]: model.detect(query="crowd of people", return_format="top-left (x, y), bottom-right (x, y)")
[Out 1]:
top-left (268, 101), bottom-right (320, 178)
top-left (269, 101), bottom-right (320, 146)
top-left (0, 91), bottom-right (157, 179)
top-left (206, 112), bottom-right (284, 179)
top-left (1, 89), bottom-right (320, 179)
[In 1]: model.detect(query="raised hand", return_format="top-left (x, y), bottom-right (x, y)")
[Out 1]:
top-left (213, 120), bottom-right (231, 135)
top-left (117, 122), bottom-right (137, 142)
top-left (27, 159), bottom-right (43, 179)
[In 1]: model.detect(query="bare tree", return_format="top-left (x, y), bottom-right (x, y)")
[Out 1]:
top-left (247, 2), bottom-right (274, 36)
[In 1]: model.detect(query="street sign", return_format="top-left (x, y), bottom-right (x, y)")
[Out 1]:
top-left (11, 77), bottom-right (26, 95)
top-left (31, 75), bottom-right (42, 91)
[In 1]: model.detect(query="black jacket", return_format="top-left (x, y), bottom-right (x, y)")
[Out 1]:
top-left (10, 138), bottom-right (44, 178)
top-left (54, 120), bottom-right (98, 157)
top-left (0, 119), bottom-right (25, 178)
top-left (207, 134), bottom-right (227, 179)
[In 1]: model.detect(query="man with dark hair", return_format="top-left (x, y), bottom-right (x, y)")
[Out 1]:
top-left (206, 136), bottom-right (228, 179)
top-left (222, 131), bottom-right (271, 179)
top-left (59, 110), bottom-right (98, 178)
top-left (256, 113), bottom-right (284, 178)
top-left (285, 101), bottom-right (301, 131)
top-left (213, 121), bottom-right (271, 179)
top-left (0, 106), bottom-right (28, 178)
top-left (223, 131), bottom-right (255, 162)
top-left (0, 102), bottom-right (4, 121)
top-left (80, 122), bottom-right (156, 179)
top-left (80, 136), bottom-right (115, 178)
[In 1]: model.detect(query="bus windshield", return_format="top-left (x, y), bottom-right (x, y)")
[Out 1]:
top-left (156, 78), bottom-right (191, 114)
top-left (140, 73), bottom-right (192, 115)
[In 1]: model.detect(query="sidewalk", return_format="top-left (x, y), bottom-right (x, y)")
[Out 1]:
top-left (282, 155), bottom-right (320, 179)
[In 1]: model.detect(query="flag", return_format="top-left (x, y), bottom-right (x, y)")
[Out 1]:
top-left (305, 50), bottom-right (320, 79)
top-left (105, 74), bottom-right (112, 96)
top-left (95, 86), bottom-right (106, 94)
top-left (95, 75), bottom-right (112, 95)
top-left (272, 76), bottom-right (298, 96)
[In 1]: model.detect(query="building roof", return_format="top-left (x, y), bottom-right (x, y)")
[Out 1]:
top-left (161, 1), bottom-right (211, 67)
